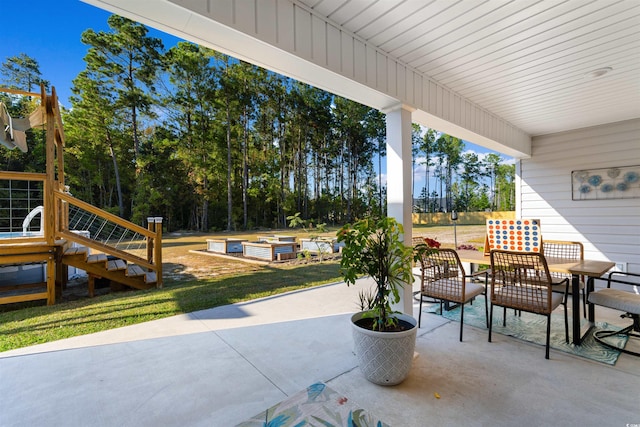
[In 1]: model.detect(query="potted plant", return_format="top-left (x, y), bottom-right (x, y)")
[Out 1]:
top-left (337, 217), bottom-right (433, 385)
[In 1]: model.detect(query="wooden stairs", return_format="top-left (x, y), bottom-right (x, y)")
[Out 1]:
top-left (62, 246), bottom-right (157, 296)
top-left (0, 85), bottom-right (162, 306)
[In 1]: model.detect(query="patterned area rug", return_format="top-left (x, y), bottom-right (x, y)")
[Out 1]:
top-left (423, 296), bottom-right (628, 365)
top-left (236, 382), bottom-right (390, 427)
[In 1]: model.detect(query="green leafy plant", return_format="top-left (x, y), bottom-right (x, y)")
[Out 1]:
top-left (337, 217), bottom-right (417, 331)
top-left (288, 212), bottom-right (329, 261)
top-left (357, 288), bottom-right (377, 311)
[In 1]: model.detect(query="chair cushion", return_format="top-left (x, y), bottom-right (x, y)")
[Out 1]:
top-left (493, 286), bottom-right (564, 313)
top-left (464, 282), bottom-right (485, 301)
top-left (422, 281), bottom-right (462, 302)
top-left (422, 280), bottom-right (484, 303)
top-left (588, 288), bottom-right (640, 315)
top-left (550, 292), bottom-right (565, 310)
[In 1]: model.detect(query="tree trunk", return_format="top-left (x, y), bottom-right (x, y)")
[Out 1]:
top-left (242, 104), bottom-right (249, 229)
top-left (107, 138), bottom-right (124, 217)
top-left (226, 96), bottom-right (233, 231)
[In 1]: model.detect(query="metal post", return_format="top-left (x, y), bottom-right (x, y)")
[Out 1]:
top-left (451, 210), bottom-right (458, 249)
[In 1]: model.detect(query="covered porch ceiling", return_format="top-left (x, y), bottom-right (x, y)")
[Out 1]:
top-left (82, 0), bottom-right (640, 158)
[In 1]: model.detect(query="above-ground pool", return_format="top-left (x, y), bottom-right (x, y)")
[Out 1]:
top-left (0, 231), bottom-right (89, 286)
top-left (0, 231), bottom-right (43, 239)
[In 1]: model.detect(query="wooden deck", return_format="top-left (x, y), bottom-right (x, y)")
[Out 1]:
top-left (0, 240), bottom-right (60, 305)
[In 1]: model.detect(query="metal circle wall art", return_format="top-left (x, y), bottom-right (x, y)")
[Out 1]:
top-left (572, 165), bottom-right (640, 200)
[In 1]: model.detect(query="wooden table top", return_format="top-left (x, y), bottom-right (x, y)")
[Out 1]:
top-left (455, 250), bottom-right (615, 277)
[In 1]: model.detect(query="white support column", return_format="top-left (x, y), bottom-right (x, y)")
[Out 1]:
top-left (385, 104), bottom-right (414, 315)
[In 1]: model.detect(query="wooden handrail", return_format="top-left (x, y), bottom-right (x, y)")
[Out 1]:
top-left (54, 189), bottom-right (161, 275)
top-left (0, 87), bottom-right (42, 97)
top-left (57, 230), bottom-right (156, 271)
top-left (0, 171), bottom-right (46, 181)
top-left (52, 87), bottom-right (65, 147)
top-left (54, 190), bottom-right (154, 238)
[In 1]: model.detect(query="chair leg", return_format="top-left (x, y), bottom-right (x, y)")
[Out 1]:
top-left (582, 289), bottom-right (587, 319)
top-left (460, 305), bottom-right (464, 342)
top-left (419, 295), bottom-right (423, 327)
top-left (484, 294), bottom-right (489, 328)
top-left (559, 296), bottom-right (569, 344)
top-left (564, 302), bottom-right (569, 343)
top-left (545, 314), bottom-right (551, 359)
top-left (503, 307), bottom-right (507, 327)
top-left (488, 304), bottom-right (494, 342)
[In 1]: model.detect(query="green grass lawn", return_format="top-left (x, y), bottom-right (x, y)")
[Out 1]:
top-left (0, 262), bottom-right (342, 352)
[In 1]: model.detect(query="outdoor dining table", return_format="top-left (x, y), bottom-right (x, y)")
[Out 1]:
top-left (455, 250), bottom-right (615, 345)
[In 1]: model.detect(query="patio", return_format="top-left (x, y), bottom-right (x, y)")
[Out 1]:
top-left (1, 278), bottom-right (638, 426)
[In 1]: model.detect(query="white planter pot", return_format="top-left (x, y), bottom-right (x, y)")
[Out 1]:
top-left (351, 312), bottom-right (418, 386)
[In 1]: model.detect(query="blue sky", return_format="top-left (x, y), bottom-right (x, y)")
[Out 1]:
top-left (3, 0), bottom-right (510, 194)
top-left (2, 0), bottom-right (181, 107)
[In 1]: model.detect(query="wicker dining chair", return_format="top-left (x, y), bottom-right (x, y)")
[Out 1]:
top-left (543, 240), bottom-right (587, 318)
top-left (489, 250), bottom-right (569, 359)
top-left (417, 248), bottom-right (488, 341)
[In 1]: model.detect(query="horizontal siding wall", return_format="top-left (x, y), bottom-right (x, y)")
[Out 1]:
top-left (520, 119), bottom-right (640, 273)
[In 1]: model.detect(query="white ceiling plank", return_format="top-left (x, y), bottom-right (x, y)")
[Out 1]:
top-left (450, 30), bottom-right (640, 106)
top-left (422, 1), bottom-right (639, 79)
top-left (407, 0), bottom-right (575, 72)
top-left (324, 0), bottom-right (376, 26)
top-left (363, 0), bottom-right (456, 48)
top-left (460, 33), bottom-right (640, 99)
top-left (388, 0), bottom-right (538, 61)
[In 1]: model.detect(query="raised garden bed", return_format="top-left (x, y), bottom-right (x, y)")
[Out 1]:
top-left (256, 234), bottom-right (296, 243)
top-left (206, 238), bottom-right (247, 254)
top-left (299, 238), bottom-right (344, 254)
top-left (242, 241), bottom-right (297, 261)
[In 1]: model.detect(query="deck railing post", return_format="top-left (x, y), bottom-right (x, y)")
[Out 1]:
top-left (146, 217), bottom-right (155, 263)
top-left (154, 217), bottom-right (163, 288)
top-left (44, 93), bottom-right (56, 246)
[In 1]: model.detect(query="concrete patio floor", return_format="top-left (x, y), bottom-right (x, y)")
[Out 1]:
top-left (1, 278), bottom-right (639, 426)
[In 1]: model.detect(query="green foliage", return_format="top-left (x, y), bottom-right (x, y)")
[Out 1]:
top-left (287, 212), bottom-right (305, 229)
top-left (287, 212), bottom-right (327, 234)
top-left (336, 217), bottom-right (414, 331)
top-left (357, 288), bottom-right (377, 312)
top-left (1, 53), bottom-right (49, 92)
top-left (0, 54), bottom-right (48, 172)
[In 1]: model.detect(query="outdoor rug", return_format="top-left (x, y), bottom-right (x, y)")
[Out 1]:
top-left (235, 382), bottom-right (390, 427)
top-left (422, 296), bottom-right (628, 365)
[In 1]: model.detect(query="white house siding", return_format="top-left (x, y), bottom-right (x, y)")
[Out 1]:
top-left (520, 119), bottom-right (640, 274)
